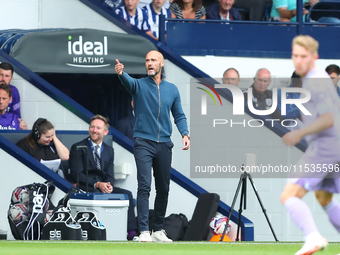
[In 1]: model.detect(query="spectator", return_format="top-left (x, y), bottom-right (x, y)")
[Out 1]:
top-left (0, 62), bottom-right (21, 117)
top-left (69, 115), bottom-right (138, 240)
top-left (16, 118), bottom-right (68, 177)
top-left (325, 64), bottom-right (340, 96)
top-left (0, 84), bottom-right (26, 130)
top-left (270, 0), bottom-right (309, 22)
top-left (115, 0), bottom-right (158, 40)
top-left (169, 0), bottom-right (206, 19)
top-left (243, 68), bottom-right (283, 120)
top-left (115, 100), bottom-right (134, 140)
top-left (143, 0), bottom-right (171, 39)
top-left (233, 0), bottom-right (272, 21)
top-left (222, 68), bottom-right (240, 86)
top-left (277, 71), bottom-right (302, 120)
top-left (206, 0), bottom-right (241, 20)
top-left (309, 0), bottom-right (340, 23)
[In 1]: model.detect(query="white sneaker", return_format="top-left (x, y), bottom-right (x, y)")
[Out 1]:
top-left (295, 232), bottom-right (328, 255)
top-left (139, 231), bottom-right (152, 243)
top-left (151, 230), bottom-right (173, 243)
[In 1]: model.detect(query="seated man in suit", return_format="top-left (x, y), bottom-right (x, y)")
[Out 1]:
top-left (69, 114), bottom-right (137, 240)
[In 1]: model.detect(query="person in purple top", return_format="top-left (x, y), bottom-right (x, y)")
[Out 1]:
top-left (0, 84), bottom-right (27, 130)
top-left (282, 35), bottom-right (340, 255)
top-left (0, 62), bottom-right (21, 118)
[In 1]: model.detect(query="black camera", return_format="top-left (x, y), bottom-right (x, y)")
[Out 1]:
top-left (303, 1), bottom-right (311, 9)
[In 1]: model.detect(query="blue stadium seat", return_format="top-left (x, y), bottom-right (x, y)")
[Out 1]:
top-left (306, 1), bottom-right (340, 22)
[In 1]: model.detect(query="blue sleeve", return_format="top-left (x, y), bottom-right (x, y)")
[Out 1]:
top-left (274, 0), bottom-right (288, 9)
top-left (115, 8), bottom-right (123, 17)
top-left (171, 87), bottom-right (189, 136)
top-left (166, 9), bottom-right (171, 18)
top-left (142, 9), bottom-right (151, 31)
top-left (118, 72), bottom-right (138, 95)
top-left (10, 86), bottom-right (21, 118)
top-left (14, 114), bottom-right (21, 130)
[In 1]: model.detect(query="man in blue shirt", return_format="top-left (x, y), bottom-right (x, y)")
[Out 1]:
top-left (0, 84), bottom-right (26, 130)
top-left (115, 51), bottom-right (190, 243)
top-left (115, 0), bottom-right (158, 40)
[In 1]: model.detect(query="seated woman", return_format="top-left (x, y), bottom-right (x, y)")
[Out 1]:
top-left (169, 0), bottom-right (206, 19)
top-left (16, 118), bottom-right (69, 178)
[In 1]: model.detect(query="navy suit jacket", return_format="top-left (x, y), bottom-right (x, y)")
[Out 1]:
top-left (206, 3), bottom-right (242, 20)
top-left (69, 137), bottom-right (114, 192)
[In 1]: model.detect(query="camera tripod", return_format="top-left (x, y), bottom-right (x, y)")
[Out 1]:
top-left (220, 165), bottom-right (278, 242)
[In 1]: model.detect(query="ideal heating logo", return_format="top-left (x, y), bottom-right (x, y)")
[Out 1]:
top-left (67, 35), bottom-right (110, 68)
top-left (197, 83), bottom-right (312, 128)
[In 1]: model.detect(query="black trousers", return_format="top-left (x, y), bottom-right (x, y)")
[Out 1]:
top-left (111, 186), bottom-right (137, 232)
top-left (133, 137), bottom-right (173, 232)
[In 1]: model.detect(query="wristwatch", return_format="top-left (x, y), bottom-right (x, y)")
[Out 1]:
top-left (183, 134), bottom-right (190, 140)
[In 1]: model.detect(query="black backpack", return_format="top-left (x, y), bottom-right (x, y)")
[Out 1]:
top-left (163, 213), bottom-right (188, 241)
top-left (8, 182), bottom-right (55, 240)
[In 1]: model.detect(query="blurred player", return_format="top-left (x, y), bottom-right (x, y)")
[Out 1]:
top-left (281, 35), bottom-right (340, 255)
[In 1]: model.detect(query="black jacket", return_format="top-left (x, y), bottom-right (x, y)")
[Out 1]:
top-left (206, 3), bottom-right (242, 20)
top-left (69, 137), bottom-right (114, 192)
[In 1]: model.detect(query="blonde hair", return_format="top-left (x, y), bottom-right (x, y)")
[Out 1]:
top-left (292, 35), bottom-right (319, 55)
top-left (90, 114), bottom-right (110, 130)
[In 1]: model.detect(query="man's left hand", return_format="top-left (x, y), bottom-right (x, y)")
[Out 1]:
top-left (182, 135), bottom-right (190, 150)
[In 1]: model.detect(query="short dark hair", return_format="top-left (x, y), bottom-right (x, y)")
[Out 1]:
top-left (90, 114), bottom-right (110, 130)
top-left (325, 64), bottom-right (340, 76)
top-left (0, 84), bottom-right (12, 98)
top-left (0, 62), bottom-right (14, 76)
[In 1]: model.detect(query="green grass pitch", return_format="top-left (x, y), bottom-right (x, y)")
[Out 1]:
top-left (0, 241), bottom-right (340, 255)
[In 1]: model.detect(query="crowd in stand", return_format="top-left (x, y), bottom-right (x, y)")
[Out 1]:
top-left (222, 64), bottom-right (340, 129)
top-left (101, 0), bottom-right (340, 40)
